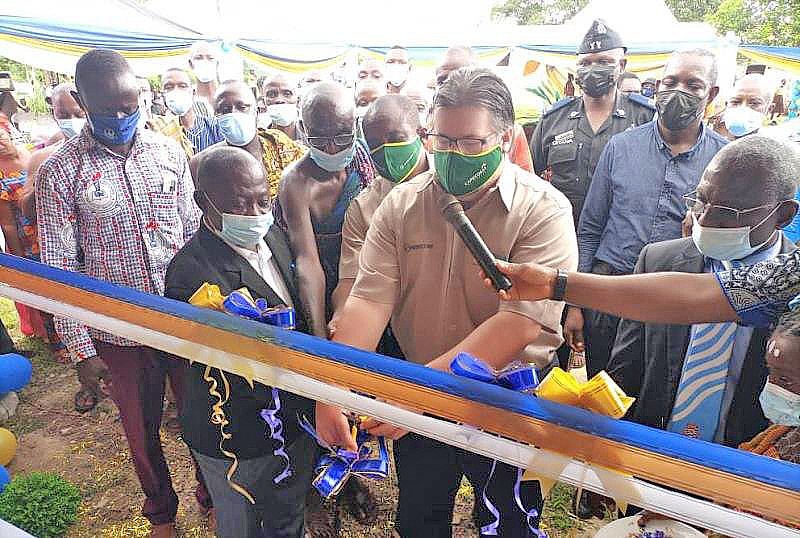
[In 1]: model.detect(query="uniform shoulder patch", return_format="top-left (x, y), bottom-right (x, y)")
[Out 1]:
top-left (626, 93), bottom-right (656, 110)
top-left (542, 97), bottom-right (577, 117)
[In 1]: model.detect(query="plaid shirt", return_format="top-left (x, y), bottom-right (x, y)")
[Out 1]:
top-left (36, 126), bottom-right (200, 361)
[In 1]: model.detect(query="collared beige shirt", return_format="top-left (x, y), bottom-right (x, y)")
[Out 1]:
top-left (351, 160), bottom-right (578, 367)
top-left (340, 154), bottom-right (433, 281)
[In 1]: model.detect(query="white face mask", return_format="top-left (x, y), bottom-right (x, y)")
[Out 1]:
top-left (257, 113), bottom-right (272, 130)
top-left (57, 118), bottom-right (86, 138)
top-left (723, 105), bottom-right (764, 138)
top-left (164, 90), bottom-right (193, 117)
top-left (759, 381), bottom-right (800, 426)
top-left (192, 60), bottom-right (217, 83)
top-left (205, 192), bottom-right (273, 248)
top-left (385, 63), bottom-right (409, 87)
top-left (217, 112), bottom-right (257, 146)
top-left (267, 103), bottom-right (297, 127)
top-left (690, 209), bottom-right (778, 261)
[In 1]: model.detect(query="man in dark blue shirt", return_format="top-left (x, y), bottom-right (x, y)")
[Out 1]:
top-left (568, 48), bottom-right (728, 378)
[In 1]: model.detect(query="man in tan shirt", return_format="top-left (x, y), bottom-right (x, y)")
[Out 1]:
top-left (318, 67), bottom-right (577, 537)
top-left (331, 94), bottom-right (431, 322)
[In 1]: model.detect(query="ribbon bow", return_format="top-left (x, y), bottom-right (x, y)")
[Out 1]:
top-left (449, 353), bottom-right (547, 537)
top-left (190, 283), bottom-right (296, 329)
top-left (536, 367), bottom-right (635, 419)
top-left (450, 352), bottom-right (540, 393)
top-left (299, 416), bottom-right (389, 499)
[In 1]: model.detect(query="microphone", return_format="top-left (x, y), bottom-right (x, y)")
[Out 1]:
top-left (438, 191), bottom-right (513, 292)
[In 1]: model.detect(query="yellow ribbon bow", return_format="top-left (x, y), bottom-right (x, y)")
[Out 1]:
top-left (535, 367), bottom-right (634, 419)
top-left (189, 282), bottom-right (226, 311)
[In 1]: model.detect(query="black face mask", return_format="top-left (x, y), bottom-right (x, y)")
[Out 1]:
top-left (655, 89), bottom-right (705, 131)
top-left (576, 65), bottom-right (618, 98)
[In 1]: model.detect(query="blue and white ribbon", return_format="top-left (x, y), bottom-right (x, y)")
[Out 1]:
top-left (451, 353), bottom-right (546, 537)
top-left (259, 388), bottom-right (293, 484)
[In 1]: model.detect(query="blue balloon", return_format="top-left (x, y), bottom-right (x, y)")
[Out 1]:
top-left (0, 465), bottom-right (9, 492)
top-left (0, 354), bottom-right (32, 392)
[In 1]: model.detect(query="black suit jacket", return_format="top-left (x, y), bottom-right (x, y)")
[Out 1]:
top-left (164, 223), bottom-right (313, 459)
top-left (607, 236), bottom-right (797, 447)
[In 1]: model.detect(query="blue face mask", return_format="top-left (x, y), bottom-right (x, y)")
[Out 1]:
top-left (88, 107), bottom-right (140, 145)
top-left (641, 86), bottom-right (655, 98)
top-left (205, 192), bottom-right (274, 248)
top-left (759, 381), bottom-right (800, 426)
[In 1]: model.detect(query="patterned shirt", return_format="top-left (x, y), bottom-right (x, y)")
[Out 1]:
top-left (715, 250), bottom-right (800, 328)
top-left (36, 126), bottom-right (200, 361)
top-left (0, 160), bottom-right (37, 257)
top-left (147, 115), bottom-right (194, 158)
top-left (257, 128), bottom-right (306, 198)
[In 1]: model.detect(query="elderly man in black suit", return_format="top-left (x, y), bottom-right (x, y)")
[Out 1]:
top-left (164, 146), bottom-right (314, 538)
top-left (608, 135), bottom-right (799, 448)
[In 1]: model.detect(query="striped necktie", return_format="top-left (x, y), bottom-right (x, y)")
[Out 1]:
top-left (667, 321), bottom-right (738, 441)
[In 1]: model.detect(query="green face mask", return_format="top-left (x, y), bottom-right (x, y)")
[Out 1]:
top-left (370, 137), bottom-right (424, 183)
top-left (434, 145), bottom-right (503, 196)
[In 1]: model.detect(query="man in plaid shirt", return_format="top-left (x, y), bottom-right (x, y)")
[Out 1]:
top-left (36, 49), bottom-right (204, 538)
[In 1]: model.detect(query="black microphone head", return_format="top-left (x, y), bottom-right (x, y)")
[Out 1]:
top-left (437, 189), bottom-right (464, 223)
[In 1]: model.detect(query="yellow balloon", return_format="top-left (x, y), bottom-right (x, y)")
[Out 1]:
top-left (0, 428), bottom-right (16, 466)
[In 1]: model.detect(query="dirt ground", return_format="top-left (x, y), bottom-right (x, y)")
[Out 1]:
top-left (0, 299), bottom-right (608, 537)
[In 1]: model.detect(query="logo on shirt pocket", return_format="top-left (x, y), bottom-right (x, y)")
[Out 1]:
top-left (404, 242), bottom-right (433, 252)
top-left (81, 179), bottom-right (122, 218)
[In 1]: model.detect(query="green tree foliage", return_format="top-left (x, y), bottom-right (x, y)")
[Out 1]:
top-left (491, 0), bottom-right (589, 25)
top-left (491, 0), bottom-right (800, 45)
top-left (0, 471), bottom-right (81, 538)
top-left (664, 0), bottom-right (720, 22)
top-left (705, 0), bottom-right (800, 46)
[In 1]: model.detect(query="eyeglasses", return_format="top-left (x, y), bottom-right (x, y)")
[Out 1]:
top-left (424, 131), bottom-right (500, 155)
top-left (304, 132), bottom-right (356, 150)
top-left (683, 190), bottom-right (775, 224)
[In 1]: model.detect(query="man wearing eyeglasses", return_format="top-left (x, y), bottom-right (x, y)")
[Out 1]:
top-left (606, 135), bottom-right (798, 452)
top-left (316, 67), bottom-right (577, 537)
top-left (274, 81), bottom-right (377, 535)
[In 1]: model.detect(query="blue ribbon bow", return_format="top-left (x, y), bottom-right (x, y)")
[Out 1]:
top-left (450, 352), bottom-right (540, 393)
top-left (450, 353), bottom-right (547, 537)
top-left (298, 416), bottom-right (389, 498)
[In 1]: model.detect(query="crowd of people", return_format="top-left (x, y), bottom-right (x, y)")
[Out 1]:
top-left (0, 16), bottom-right (797, 538)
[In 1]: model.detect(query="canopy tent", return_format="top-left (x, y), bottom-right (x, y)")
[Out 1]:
top-left (510, 0), bottom-right (720, 79)
top-left (739, 45), bottom-right (800, 75)
top-left (0, 0), bottom-right (205, 75)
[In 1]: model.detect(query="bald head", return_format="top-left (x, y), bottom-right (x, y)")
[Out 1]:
top-left (214, 80), bottom-right (256, 115)
top-left (50, 83), bottom-right (83, 120)
top-left (362, 94), bottom-right (420, 150)
top-left (701, 135), bottom-right (799, 207)
top-left (436, 46), bottom-right (477, 86)
top-left (195, 146), bottom-right (270, 226)
top-left (728, 74), bottom-right (773, 115)
top-left (300, 81), bottom-right (355, 136)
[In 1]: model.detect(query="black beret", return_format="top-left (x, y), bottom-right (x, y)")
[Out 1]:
top-left (578, 19), bottom-right (626, 54)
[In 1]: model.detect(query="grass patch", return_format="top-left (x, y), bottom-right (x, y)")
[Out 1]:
top-left (542, 482), bottom-right (581, 534)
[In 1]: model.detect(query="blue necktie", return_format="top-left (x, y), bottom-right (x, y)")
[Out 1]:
top-left (667, 321), bottom-right (738, 440)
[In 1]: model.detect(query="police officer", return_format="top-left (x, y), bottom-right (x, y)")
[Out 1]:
top-left (530, 19), bottom-right (655, 226)
top-left (530, 19), bottom-right (655, 521)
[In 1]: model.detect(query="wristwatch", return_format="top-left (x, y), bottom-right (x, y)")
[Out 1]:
top-left (552, 269), bottom-right (568, 301)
